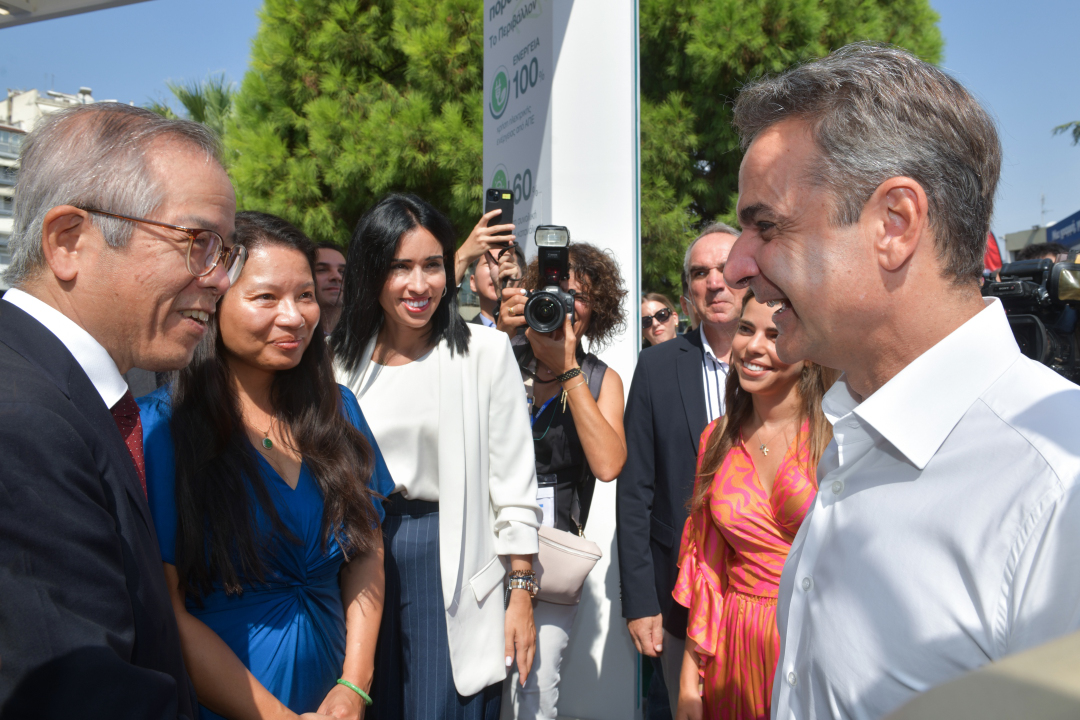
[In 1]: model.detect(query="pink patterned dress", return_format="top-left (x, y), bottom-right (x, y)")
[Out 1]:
top-left (673, 419), bottom-right (817, 720)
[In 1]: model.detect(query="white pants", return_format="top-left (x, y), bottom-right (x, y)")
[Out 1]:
top-left (501, 599), bottom-right (580, 720)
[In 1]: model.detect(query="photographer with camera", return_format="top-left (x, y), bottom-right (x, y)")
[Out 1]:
top-left (497, 230), bottom-right (628, 719)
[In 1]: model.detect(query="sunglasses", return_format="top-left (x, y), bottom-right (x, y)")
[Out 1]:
top-left (642, 308), bottom-right (674, 329)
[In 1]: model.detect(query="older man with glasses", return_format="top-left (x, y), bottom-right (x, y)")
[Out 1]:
top-left (0, 103), bottom-right (242, 719)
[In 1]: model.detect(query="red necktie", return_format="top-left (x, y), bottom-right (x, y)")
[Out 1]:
top-left (111, 390), bottom-right (147, 497)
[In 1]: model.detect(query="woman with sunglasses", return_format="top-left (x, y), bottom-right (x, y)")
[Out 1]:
top-left (674, 292), bottom-right (835, 720)
top-left (497, 242), bottom-right (628, 719)
top-left (333, 194), bottom-right (540, 720)
top-left (641, 293), bottom-right (680, 347)
top-left (139, 211), bottom-right (394, 720)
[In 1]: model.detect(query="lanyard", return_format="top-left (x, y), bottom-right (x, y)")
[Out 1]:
top-left (530, 394), bottom-right (559, 428)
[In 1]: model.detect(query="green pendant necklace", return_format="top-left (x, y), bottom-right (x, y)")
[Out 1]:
top-left (261, 416), bottom-right (274, 450)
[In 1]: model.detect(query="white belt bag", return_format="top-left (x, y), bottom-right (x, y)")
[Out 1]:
top-left (534, 525), bottom-right (602, 605)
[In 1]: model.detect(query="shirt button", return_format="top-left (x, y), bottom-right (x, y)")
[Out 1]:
top-left (831, 480), bottom-right (844, 495)
top-left (787, 671), bottom-right (797, 687)
top-left (801, 576), bottom-right (813, 591)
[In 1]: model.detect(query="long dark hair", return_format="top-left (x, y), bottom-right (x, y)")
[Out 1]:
top-left (332, 193), bottom-right (470, 371)
top-left (690, 290), bottom-right (837, 514)
top-left (171, 211), bottom-right (382, 599)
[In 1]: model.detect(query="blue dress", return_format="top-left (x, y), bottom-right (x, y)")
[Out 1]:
top-left (138, 385), bottom-right (395, 720)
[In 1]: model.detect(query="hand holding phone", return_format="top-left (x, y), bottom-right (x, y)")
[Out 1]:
top-left (453, 191), bottom-right (517, 285)
top-left (484, 188), bottom-right (515, 248)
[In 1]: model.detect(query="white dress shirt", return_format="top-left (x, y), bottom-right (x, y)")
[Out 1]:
top-left (700, 324), bottom-right (730, 422)
top-left (773, 298), bottom-right (1080, 720)
top-left (3, 288), bottom-right (128, 407)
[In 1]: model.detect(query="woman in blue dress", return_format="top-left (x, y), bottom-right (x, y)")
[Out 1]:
top-left (140, 211), bottom-right (394, 720)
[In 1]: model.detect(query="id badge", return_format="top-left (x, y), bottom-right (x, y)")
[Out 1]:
top-left (537, 487), bottom-right (555, 527)
top-left (536, 473), bottom-right (557, 528)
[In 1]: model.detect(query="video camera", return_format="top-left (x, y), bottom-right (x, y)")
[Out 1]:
top-left (522, 226), bottom-right (575, 333)
top-left (983, 258), bottom-right (1080, 382)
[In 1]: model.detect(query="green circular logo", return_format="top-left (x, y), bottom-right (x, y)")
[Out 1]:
top-left (492, 166), bottom-right (509, 189)
top-left (489, 66), bottom-right (509, 119)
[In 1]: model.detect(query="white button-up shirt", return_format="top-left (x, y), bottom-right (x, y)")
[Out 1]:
top-left (773, 298), bottom-right (1080, 720)
top-left (700, 324), bottom-right (730, 422)
top-left (3, 287), bottom-right (128, 407)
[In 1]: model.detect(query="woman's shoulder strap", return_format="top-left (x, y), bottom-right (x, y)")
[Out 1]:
top-left (580, 353), bottom-right (606, 401)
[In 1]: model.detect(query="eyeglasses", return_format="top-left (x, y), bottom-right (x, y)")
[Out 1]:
top-left (81, 208), bottom-right (247, 284)
top-left (642, 308), bottom-right (674, 329)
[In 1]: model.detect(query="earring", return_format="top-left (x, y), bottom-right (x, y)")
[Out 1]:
top-left (442, 286), bottom-right (447, 298)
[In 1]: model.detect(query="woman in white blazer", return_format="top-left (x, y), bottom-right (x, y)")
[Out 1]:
top-left (332, 193), bottom-right (541, 720)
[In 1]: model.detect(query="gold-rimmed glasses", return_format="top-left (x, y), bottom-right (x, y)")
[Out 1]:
top-left (81, 208), bottom-right (247, 284)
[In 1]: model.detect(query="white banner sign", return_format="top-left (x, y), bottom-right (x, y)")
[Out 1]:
top-left (484, 0), bottom-right (551, 254)
top-left (484, 2), bottom-right (643, 719)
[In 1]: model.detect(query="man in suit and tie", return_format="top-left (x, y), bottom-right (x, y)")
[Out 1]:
top-left (0, 104), bottom-right (240, 718)
top-left (617, 223), bottom-right (744, 717)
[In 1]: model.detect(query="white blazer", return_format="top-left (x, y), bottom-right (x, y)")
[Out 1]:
top-left (336, 324), bottom-right (541, 695)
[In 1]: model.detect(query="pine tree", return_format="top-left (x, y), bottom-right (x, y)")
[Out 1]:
top-left (638, 0), bottom-right (943, 293)
top-left (226, 0), bottom-right (483, 247)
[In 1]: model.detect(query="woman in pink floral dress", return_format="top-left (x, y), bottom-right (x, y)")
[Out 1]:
top-left (674, 292), bottom-right (836, 720)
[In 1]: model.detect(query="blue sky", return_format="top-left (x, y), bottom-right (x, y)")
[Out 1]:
top-left (1, 0), bottom-right (1077, 236)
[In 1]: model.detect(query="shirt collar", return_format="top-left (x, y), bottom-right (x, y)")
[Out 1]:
top-left (699, 324), bottom-right (729, 368)
top-left (830, 297), bottom-right (1020, 470)
top-left (4, 288), bottom-right (129, 408)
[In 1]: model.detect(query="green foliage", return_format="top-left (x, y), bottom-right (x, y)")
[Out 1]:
top-left (167, 74), bottom-right (237, 142)
top-left (226, 0), bottom-right (942, 281)
top-left (145, 74), bottom-right (237, 146)
top-left (638, 0), bottom-right (943, 293)
top-left (227, 0), bottom-right (484, 247)
top-left (1054, 121), bottom-right (1080, 146)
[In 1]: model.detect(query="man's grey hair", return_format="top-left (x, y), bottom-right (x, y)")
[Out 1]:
top-left (4, 103), bottom-right (223, 286)
top-left (681, 221), bottom-right (739, 297)
top-left (733, 42), bottom-right (1001, 283)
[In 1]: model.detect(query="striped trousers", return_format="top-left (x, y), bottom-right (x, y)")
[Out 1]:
top-left (370, 495), bottom-right (501, 720)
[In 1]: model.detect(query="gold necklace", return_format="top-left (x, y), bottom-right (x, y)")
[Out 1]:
top-left (753, 422), bottom-right (790, 457)
top-left (259, 416), bottom-right (275, 450)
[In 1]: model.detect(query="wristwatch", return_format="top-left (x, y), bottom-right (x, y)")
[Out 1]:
top-left (505, 570), bottom-right (540, 607)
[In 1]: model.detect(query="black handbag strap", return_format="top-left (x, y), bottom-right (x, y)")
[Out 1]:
top-left (570, 352), bottom-right (605, 534)
top-left (511, 336), bottom-right (607, 535)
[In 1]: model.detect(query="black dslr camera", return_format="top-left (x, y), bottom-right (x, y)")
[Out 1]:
top-left (983, 258), bottom-right (1080, 382)
top-left (523, 226), bottom-right (575, 333)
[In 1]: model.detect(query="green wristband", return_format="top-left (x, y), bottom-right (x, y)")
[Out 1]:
top-left (336, 678), bottom-right (373, 706)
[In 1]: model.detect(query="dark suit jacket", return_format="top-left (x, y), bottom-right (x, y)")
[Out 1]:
top-left (0, 299), bottom-right (195, 719)
top-left (617, 330), bottom-right (709, 637)
top-left (468, 312), bottom-right (496, 327)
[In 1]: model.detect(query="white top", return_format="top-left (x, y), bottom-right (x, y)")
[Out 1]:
top-left (4, 287), bottom-right (129, 408)
top-left (772, 297), bottom-right (1080, 720)
top-left (355, 348), bottom-right (440, 501)
top-left (335, 325), bottom-right (540, 695)
top-left (699, 324), bottom-right (729, 422)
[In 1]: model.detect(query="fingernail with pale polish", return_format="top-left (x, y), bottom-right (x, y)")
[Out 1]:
top-left (506, 655), bottom-right (513, 667)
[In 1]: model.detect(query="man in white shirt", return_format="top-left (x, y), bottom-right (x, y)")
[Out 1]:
top-left (0, 103), bottom-right (238, 718)
top-left (724, 43), bottom-right (1080, 720)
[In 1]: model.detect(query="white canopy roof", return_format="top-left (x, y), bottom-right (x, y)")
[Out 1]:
top-left (0, 0), bottom-right (152, 28)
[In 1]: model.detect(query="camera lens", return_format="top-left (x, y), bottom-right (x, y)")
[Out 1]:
top-left (534, 298), bottom-right (557, 323)
top-left (524, 292), bottom-right (565, 333)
